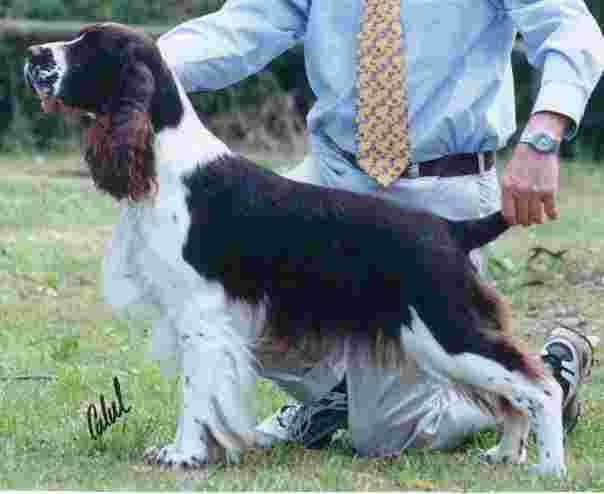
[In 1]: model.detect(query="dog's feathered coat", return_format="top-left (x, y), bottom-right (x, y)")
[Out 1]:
top-left (183, 156), bottom-right (516, 359)
top-left (25, 23), bottom-right (567, 476)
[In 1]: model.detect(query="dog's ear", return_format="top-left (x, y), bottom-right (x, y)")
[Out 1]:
top-left (84, 57), bottom-right (157, 201)
top-left (111, 55), bottom-right (155, 129)
top-left (106, 56), bottom-right (156, 201)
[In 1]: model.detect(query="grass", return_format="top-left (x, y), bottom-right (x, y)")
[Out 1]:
top-left (0, 153), bottom-right (603, 490)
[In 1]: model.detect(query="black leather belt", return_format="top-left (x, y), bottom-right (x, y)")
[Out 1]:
top-left (340, 148), bottom-right (495, 178)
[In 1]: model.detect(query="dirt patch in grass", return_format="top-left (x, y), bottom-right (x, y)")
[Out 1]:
top-left (504, 245), bottom-right (604, 353)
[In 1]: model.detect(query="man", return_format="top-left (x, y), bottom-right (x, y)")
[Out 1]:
top-left (158, 0), bottom-right (603, 455)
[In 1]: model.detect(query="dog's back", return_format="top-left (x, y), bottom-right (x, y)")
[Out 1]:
top-left (181, 155), bottom-right (530, 375)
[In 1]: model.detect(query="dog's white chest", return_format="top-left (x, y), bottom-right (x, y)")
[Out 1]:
top-left (101, 192), bottom-right (196, 317)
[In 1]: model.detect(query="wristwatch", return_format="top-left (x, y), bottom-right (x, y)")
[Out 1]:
top-left (519, 130), bottom-right (561, 154)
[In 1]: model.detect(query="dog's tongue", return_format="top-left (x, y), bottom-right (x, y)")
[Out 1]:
top-left (34, 86), bottom-right (62, 113)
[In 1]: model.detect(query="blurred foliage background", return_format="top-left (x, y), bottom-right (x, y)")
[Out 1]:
top-left (1, 0), bottom-right (603, 160)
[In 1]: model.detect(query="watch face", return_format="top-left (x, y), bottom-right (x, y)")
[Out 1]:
top-left (536, 134), bottom-right (554, 151)
top-left (522, 132), bottom-right (559, 153)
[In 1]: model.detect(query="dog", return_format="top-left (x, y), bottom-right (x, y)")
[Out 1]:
top-left (25, 23), bottom-right (567, 476)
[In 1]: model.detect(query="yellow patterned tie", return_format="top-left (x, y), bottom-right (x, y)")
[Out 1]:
top-left (356, 0), bottom-right (410, 187)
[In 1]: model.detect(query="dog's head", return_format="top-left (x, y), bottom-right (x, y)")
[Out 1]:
top-left (25, 23), bottom-right (181, 201)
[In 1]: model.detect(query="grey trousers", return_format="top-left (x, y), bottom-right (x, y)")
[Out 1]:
top-left (261, 133), bottom-right (502, 454)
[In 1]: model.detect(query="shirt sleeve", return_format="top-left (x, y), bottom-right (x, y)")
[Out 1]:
top-left (157, 0), bottom-right (310, 93)
top-left (498, 0), bottom-right (604, 139)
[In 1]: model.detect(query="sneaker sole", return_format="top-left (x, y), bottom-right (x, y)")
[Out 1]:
top-left (563, 395), bottom-right (582, 435)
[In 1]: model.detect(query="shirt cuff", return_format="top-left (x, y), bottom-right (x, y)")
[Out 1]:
top-left (531, 81), bottom-right (590, 141)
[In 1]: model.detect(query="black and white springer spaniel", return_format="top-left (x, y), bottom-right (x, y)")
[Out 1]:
top-left (25, 23), bottom-right (566, 476)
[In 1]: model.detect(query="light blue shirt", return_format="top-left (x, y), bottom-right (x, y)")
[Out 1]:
top-left (158, 0), bottom-right (604, 163)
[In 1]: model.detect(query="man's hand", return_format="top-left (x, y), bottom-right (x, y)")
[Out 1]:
top-left (501, 112), bottom-right (568, 226)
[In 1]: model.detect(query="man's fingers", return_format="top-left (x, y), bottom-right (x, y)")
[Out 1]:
top-left (543, 193), bottom-right (559, 220)
top-left (529, 193), bottom-right (545, 225)
top-left (502, 188), bottom-right (517, 225)
top-left (501, 151), bottom-right (560, 227)
top-left (515, 193), bottom-right (530, 227)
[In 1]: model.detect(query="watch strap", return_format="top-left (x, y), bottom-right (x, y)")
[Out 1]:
top-left (519, 131), bottom-right (561, 154)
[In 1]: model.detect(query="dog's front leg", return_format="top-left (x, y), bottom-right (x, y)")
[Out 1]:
top-left (146, 291), bottom-right (257, 468)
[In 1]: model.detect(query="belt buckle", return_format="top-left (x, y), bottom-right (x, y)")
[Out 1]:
top-left (406, 162), bottom-right (420, 178)
top-left (477, 152), bottom-right (486, 174)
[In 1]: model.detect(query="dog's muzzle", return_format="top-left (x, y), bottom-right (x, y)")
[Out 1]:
top-left (25, 46), bottom-right (57, 90)
top-left (25, 46), bottom-right (63, 113)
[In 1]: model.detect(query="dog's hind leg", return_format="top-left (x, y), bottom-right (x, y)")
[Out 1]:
top-left (400, 308), bottom-right (566, 477)
top-left (469, 360), bottom-right (565, 476)
top-left (483, 407), bottom-right (529, 465)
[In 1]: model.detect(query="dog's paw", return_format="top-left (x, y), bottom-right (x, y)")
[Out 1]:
top-left (482, 443), bottom-right (527, 465)
top-left (144, 443), bottom-right (208, 469)
top-left (527, 462), bottom-right (567, 478)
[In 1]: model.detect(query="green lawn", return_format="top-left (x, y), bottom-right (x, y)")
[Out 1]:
top-left (0, 153), bottom-right (602, 490)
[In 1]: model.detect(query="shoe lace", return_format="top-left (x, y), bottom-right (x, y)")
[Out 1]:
top-left (276, 400), bottom-right (304, 429)
top-left (542, 348), bottom-right (572, 402)
top-left (289, 391), bottom-right (348, 440)
top-left (547, 325), bottom-right (595, 379)
top-left (543, 327), bottom-right (595, 407)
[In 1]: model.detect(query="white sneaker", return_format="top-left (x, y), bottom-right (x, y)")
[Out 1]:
top-left (255, 399), bottom-right (305, 447)
top-left (541, 327), bottom-right (600, 433)
top-left (255, 389), bottom-right (348, 449)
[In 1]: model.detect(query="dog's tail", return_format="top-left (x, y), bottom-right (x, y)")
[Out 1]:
top-left (448, 211), bottom-right (510, 253)
top-left (473, 278), bottom-right (544, 378)
top-left (412, 263), bottom-right (545, 379)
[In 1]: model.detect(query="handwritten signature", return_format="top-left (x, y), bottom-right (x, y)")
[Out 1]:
top-left (87, 376), bottom-right (132, 440)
